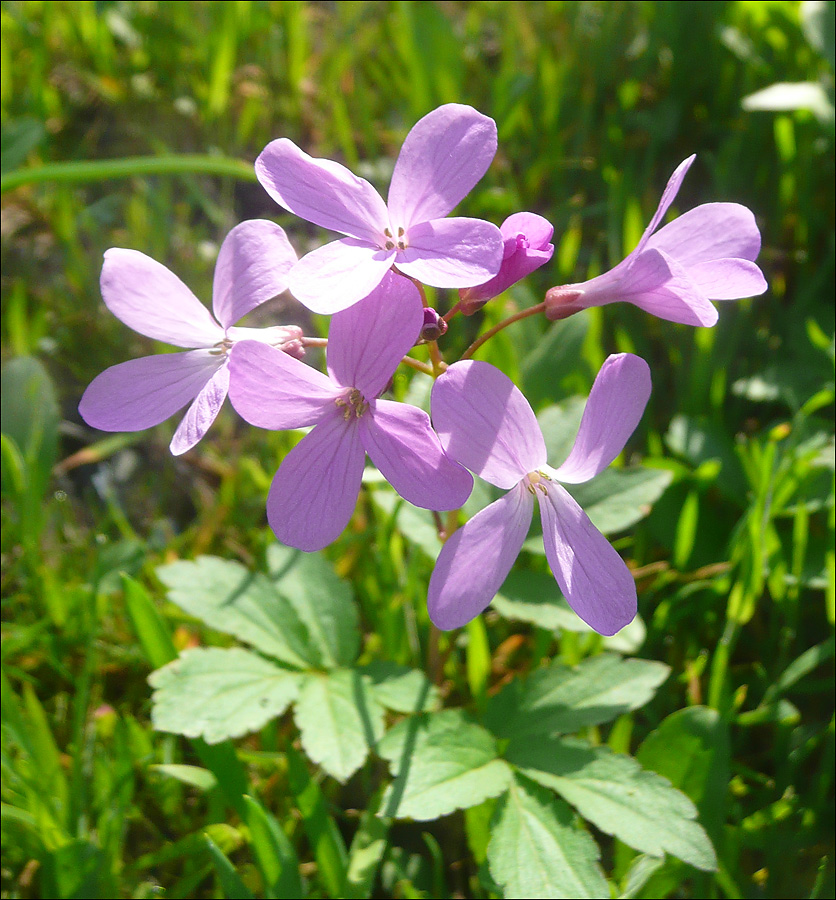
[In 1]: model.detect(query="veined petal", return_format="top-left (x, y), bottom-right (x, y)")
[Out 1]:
top-left (388, 103), bottom-right (498, 228)
top-left (255, 138), bottom-right (389, 243)
top-left (266, 411), bottom-right (366, 552)
top-left (360, 400), bottom-right (473, 510)
top-left (100, 249), bottom-right (223, 347)
top-left (431, 360), bottom-right (546, 489)
top-left (396, 218), bottom-right (503, 288)
top-left (212, 220), bottom-right (298, 329)
top-left (79, 350), bottom-right (223, 433)
top-left (645, 203), bottom-right (762, 265)
top-left (326, 270), bottom-right (422, 396)
top-left (551, 353), bottom-right (651, 484)
top-left (288, 239), bottom-right (395, 315)
top-left (538, 482), bottom-right (637, 636)
top-left (626, 250), bottom-right (719, 326)
top-left (169, 363), bottom-right (230, 455)
top-left (227, 340), bottom-right (339, 430)
top-left (500, 211), bottom-right (555, 248)
top-left (428, 484), bottom-right (533, 630)
top-left (684, 257), bottom-right (767, 300)
top-left (634, 154), bottom-right (696, 256)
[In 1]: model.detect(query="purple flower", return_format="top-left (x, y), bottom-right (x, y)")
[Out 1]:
top-left (545, 155), bottom-right (767, 326)
top-left (228, 271), bottom-right (473, 552)
top-left (79, 221), bottom-right (300, 455)
top-left (458, 212), bottom-right (555, 314)
top-left (428, 354), bottom-right (651, 635)
top-left (255, 104), bottom-right (504, 314)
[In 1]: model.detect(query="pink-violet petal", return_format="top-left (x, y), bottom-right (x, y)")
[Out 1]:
top-left (684, 258), bottom-right (767, 300)
top-left (388, 103), bottom-right (498, 229)
top-left (626, 250), bottom-right (719, 326)
top-left (212, 220), bottom-right (298, 330)
top-left (538, 482), bottom-right (637, 636)
top-left (326, 271), bottom-right (423, 396)
top-left (79, 350), bottom-right (223, 433)
top-left (634, 154), bottom-right (696, 257)
top-left (266, 411), bottom-right (366, 552)
top-left (360, 400), bottom-right (473, 510)
top-left (428, 483), bottom-right (533, 630)
top-left (500, 211), bottom-right (555, 248)
top-left (431, 360), bottom-right (547, 489)
top-left (645, 203), bottom-right (762, 266)
top-left (100, 249), bottom-right (224, 348)
top-left (227, 340), bottom-right (339, 431)
top-left (395, 217), bottom-right (503, 287)
top-left (169, 363), bottom-right (230, 455)
top-left (255, 138), bottom-right (389, 243)
top-left (551, 353), bottom-right (651, 484)
top-left (288, 238), bottom-right (396, 315)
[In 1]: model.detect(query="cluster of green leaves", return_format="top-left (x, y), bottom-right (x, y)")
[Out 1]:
top-left (2, 1), bottom-right (834, 898)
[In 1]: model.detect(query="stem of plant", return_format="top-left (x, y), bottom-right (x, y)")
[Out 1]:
top-left (461, 302), bottom-right (546, 360)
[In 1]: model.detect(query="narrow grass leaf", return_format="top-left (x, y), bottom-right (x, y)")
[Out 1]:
top-left (122, 574), bottom-right (177, 669)
top-left (205, 834), bottom-right (255, 900)
top-left (242, 795), bottom-right (304, 899)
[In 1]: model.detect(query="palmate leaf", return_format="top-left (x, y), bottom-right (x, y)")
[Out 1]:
top-left (507, 737), bottom-right (717, 872)
top-left (487, 774), bottom-right (609, 899)
top-left (484, 655), bottom-right (669, 739)
top-left (359, 660), bottom-right (441, 713)
top-left (378, 709), bottom-right (513, 820)
top-left (294, 670), bottom-right (385, 783)
top-left (149, 648), bottom-right (300, 744)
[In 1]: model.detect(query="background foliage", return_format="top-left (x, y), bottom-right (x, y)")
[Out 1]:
top-left (2, 1), bottom-right (834, 898)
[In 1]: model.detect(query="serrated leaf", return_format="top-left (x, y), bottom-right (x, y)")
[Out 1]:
top-left (360, 661), bottom-right (440, 713)
top-left (150, 648), bottom-right (300, 744)
top-left (267, 544), bottom-right (360, 668)
top-left (487, 774), bottom-right (608, 899)
top-left (378, 710), bottom-right (513, 820)
top-left (485, 655), bottom-right (669, 738)
top-left (157, 557), bottom-right (316, 669)
top-left (507, 738), bottom-right (716, 871)
top-left (294, 670), bottom-right (385, 782)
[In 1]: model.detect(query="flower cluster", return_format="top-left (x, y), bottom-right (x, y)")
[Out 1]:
top-left (80, 104), bottom-right (766, 636)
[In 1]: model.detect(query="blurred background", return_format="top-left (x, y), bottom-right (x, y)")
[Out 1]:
top-left (2, 2), bottom-right (833, 898)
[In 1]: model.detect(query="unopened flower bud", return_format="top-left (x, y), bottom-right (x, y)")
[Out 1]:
top-left (421, 307), bottom-right (448, 341)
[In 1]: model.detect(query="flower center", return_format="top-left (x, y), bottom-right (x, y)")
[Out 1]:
top-left (335, 388), bottom-right (369, 421)
top-left (525, 469), bottom-right (550, 495)
top-left (383, 226), bottom-right (407, 252)
top-left (210, 338), bottom-right (235, 356)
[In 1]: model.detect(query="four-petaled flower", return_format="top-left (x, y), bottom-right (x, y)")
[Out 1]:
top-left (255, 103), bottom-right (504, 314)
top-left (79, 220), bottom-right (301, 455)
top-left (545, 155), bottom-right (767, 326)
top-left (428, 354), bottom-right (651, 635)
top-left (228, 271), bottom-right (473, 552)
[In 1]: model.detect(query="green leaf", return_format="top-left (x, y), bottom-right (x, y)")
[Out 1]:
top-left (346, 807), bottom-right (389, 899)
top-left (508, 737), bottom-right (716, 871)
top-left (156, 557), bottom-right (316, 670)
top-left (205, 834), bottom-right (255, 899)
top-left (122, 574), bottom-right (177, 669)
top-left (149, 648), bottom-right (301, 744)
top-left (360, 661), bottom-right (440, 713)
top-left (151, 764), bottom-right (218, 792)
top-left (378, 709), bottom-right (513, 820)
top-left (368, 488), bottom-right (441, 559)
top-left (570, 467), bottom-right (674, 535)
top-left (267, 544), bottom-right (360, 668)
top-left (521, 314), bottom-right (590, 410)
top-left (636, 706), bottom-right (730, 842)
top-left (617, 855), bottom-right (665, 898)
top-left (294, 670), bottom-right (385, 783)
top-left (485, 655), bottom-right (669, 738)
top-left (487, 774), bottom-right (608, 899)
top-left (242, 795), bottom-right (304, 899)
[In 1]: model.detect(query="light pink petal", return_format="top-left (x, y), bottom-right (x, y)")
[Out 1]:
top-left (395, 217), bottom-right (503, 287)
top-left (645, 203), bottom-right (762, 265)
top-left (212, 220), bottom-right (298, 329)
top-left (634, 155), bottom-right (696, 256)
top-left (428, 484), bottom-right (533, 630)
top-left (360, 400), bottom-right (473, 510)
top-left (431, 360), bottom-right (546, 490)
top-left (255, 138), bottom-right (389, 243)
top-left (227, 340), bottom-right (339, 430)
top-left (551, 353), bottom-right (651, 484)
top-left (100, 249), bottom-right (223, 347)
top-left (326, 271), bottom-right (422, 396)
top-left (538, 482), bottom-right (637, 636)
top-left (684, 258), bottom-right (767, 300)
top-left (288, 239), bottom-right (396, 315)
top-left (169, 364), bottom-right (230, 455)
top-left (388, 104), bottom-right (498, 228)
top-left (266, 411), bottom-right (366, 552)
top-left (79, 350), bottom-right (223, 433)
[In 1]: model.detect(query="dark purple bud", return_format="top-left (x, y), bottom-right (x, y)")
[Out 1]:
top-left (421, 307), bottom-right (448, 341)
